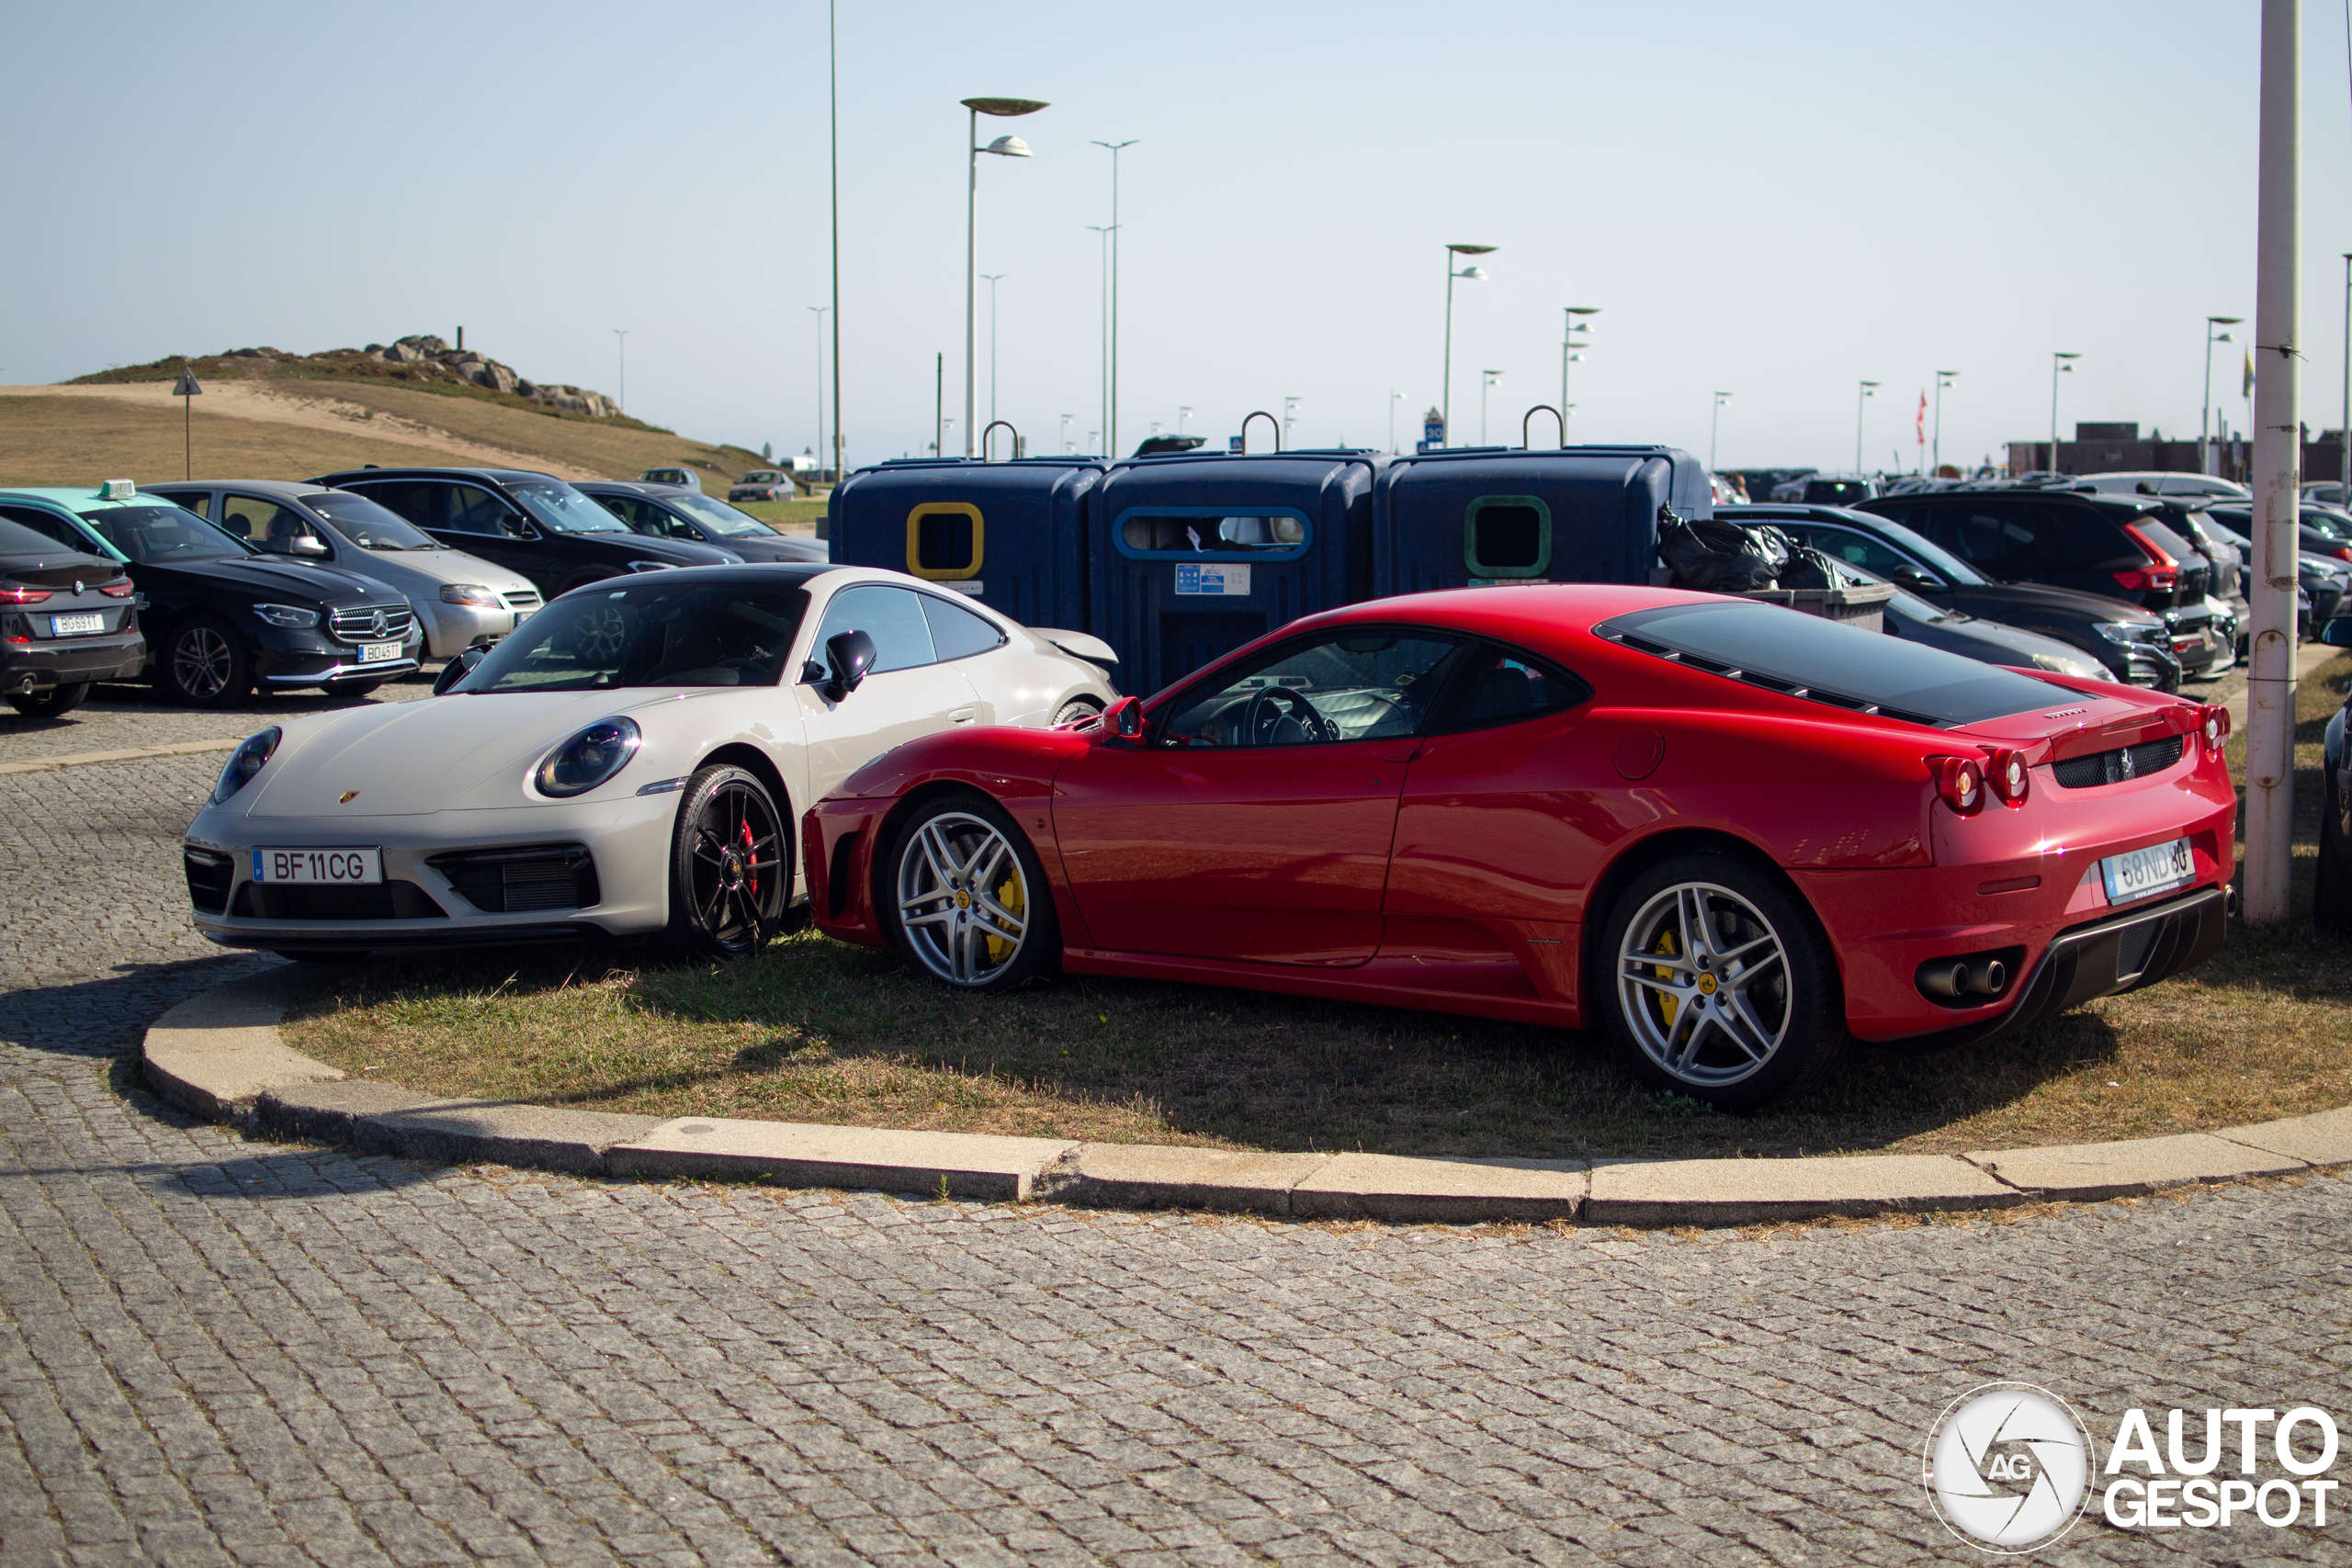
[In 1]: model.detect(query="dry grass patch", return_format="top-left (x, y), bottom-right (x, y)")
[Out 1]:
top-left (280, 655), bottom-right (2352, 1163)
top-left (0, 394), bottom-right (460, 488)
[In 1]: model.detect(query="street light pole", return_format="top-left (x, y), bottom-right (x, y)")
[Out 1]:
top-left (1932, 371), bottom-right (1958, 477)
top-left (2340, 254), bottom-right (2349, 484)
top-left (2202, 317), bottom-right (2243, 474)
top-left (1283, 395), bottom-right (1302, 450)
top-left (1561, 308), bottom-right (1598, 445)
top-left (1389, 390), bottom-right (1400, 454)
top-left (1086, 224), bottom-right (1112, 452)
top-left (1710, 390), bottom-right (1732, 470)
top-left (979, 274), bottom-right (1005, 428)
top-left (2245, 0), bottom-right (2302, 924)
top-left (2048, 354), bottom-right (2079, 472)
top-left (829, 0), bottom-right (842, 483)
top-left (1442, 244), bottom-right (1496, 448)
top-left (612, 329), bottom-right (628, 413)
top-left (1480, 372), bottom-right (1502, 446)
top-left (1178, 406), bottom-right (1192, 435)
top-left (963, 96), bottom-right (1046, 457)
top-left (1091, 140), bottom-right (1137, 456)
top-left (1855, 380), bottom-right (1879, 473)
top-left (808, 306), bottom-right (829, 475)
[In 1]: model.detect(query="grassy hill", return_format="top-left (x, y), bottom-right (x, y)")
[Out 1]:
top-left (4, 342), bottom-right (824, 531)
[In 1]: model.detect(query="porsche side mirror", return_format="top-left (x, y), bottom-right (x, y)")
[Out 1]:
top-left (1102, 694), bottom-right (1145, 740)
top-left (2322, 616), bottom-right (2352, 649)
top-left (432, 645), bottom-right (486, 695)
top-left (798, 659), bottom-right (830, 686)
top-left (823, 628), bottom-right (876, 698)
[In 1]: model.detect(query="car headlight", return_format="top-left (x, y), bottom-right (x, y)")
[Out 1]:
top-left (533, 717), bottom-right (640, 798)
top-left (251, 603), bottom-right (319, 628)
top-left (440, 583), bottom-right (503, 606)
top-left (2092, 621), bottom-right (2158, 645)
top-left (211, 728), bottom-right (281, 805)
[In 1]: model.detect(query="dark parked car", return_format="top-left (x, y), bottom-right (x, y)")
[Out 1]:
top-left (1770, 473), bottom-right (1877, 505)
top-left (575, 481), bottom-right (827, 563)
top-left (0, 513), bottom-right (141, 717)
top-left (2199, 514), bottom-right (2343, 630)
top-left (0, 486), bottom-right (420, 706)
top-left (1856, 487), bottom-right (2224, 677)
top-left (307, 468), bottom-right (740, 600)
top-left (2319, 615), bottom-right (2352, 929)
top-left (1717, 503), bottom-right (2183, 688)
top-left (2203, 502), bottom-right (2352, 568)
top-left (1840, 565), bottom-right (2107, 678)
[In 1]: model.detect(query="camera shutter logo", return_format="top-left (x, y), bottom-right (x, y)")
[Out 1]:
top-left (1923, 1383), bottom-right (2094, 1552)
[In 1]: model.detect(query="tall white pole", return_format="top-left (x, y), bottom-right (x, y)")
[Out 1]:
top-left (829, 0), bottom-right (842, 484)
top-left (2202, 324), bottom-right (2216, 475)
top-left (1442, 256), bottom-right (1455, 448)
top-left (964, 107), bottom-right (978, 457)
top-left (2340, 254), bottom-right (2349, 486)
top-left (2245, 0), bottom-right (2303, 924)
top-left (981, 273), bottom-right (1004, 427)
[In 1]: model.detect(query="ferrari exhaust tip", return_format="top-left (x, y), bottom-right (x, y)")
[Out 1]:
top-left (1917, 954), bottom-right (2009, 1003)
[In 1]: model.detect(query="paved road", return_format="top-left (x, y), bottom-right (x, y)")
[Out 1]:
top-left (0, 670), bottom-right (440, 765)
top-left (1, 750), bottom-right (2347, 1565)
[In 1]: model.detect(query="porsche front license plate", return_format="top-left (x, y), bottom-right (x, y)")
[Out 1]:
top-left (2100, 837), bottom-right (2194, 904)
top-left (50, 613), bottom-right (103, 636)
top-left (252, 848), bottom-right (382, 886)
top-left (359, 640), bottom-right (401, 663)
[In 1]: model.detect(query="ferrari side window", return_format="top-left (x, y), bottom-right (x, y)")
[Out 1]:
top-left (811, 584), bottom-right (937, 673)
top-left (1424, 644), bottom-right (1592, 734)
top-left (1157, 630), bottom-right (1465, 748)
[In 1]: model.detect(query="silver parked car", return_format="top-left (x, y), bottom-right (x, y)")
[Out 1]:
top-left (148, 480), bottom-right (543, 658)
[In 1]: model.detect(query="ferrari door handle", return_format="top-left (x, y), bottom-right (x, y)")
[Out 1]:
top-left (1379, 749), bottom-right (1419, 764)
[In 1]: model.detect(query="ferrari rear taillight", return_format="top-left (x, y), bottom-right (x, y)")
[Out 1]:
top-left (1985, 748), bottom-right (2030, 807)
top-left (2114, 525), bottom-right (2181, 592)
top-left (1934, 755), bottom-right (1987, 816)
top-left (0, 585), bottom-right (52, 605)
top-left (2199, 704), bottom-right (2231, 755)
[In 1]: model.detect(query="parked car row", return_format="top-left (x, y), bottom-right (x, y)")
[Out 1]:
top-left (0, 467), bottom-right (825, 711)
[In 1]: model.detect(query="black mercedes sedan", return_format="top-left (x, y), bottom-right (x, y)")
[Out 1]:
top-left (0, 485), bottom-right (421, 706)
top-left (0, 513), bottom-right (142, 718)
top-left (1718, 503), bottom-right (2186, 689)
top-left (575, 480), bottom-right (827, 563)
top-left (310, 467), bottom-right (741, 597)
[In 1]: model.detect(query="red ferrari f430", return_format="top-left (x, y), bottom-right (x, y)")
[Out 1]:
top-left (806, 586), bottom-right (2233, 1108)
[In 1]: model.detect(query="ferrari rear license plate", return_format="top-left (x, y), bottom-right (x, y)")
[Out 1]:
top-left (50, 613), bottom-right (103, 636)
top-left (252, 848), bottom-right (382, 886)
top-left (359, 641), bottom-right (401, 663)
top-left (2100, 838), bottom-right (2194, 904)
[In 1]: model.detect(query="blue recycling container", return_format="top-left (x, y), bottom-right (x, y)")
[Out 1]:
top-left (1370, 446), bottom-right (1713, 598)
top-left (1089, 451), bottom-right (1381, 693)
top-left (826, 457), bottom-right (1104, 630)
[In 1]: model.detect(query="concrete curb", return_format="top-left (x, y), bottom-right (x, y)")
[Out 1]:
top-left (139, 970), bottom-right (2352, 1228)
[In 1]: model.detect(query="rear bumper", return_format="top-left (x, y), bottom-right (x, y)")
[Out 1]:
top-left (4, 631), bottom-right (145, 691)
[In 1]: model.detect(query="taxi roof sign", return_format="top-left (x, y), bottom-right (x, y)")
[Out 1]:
top-left (99, 479), bottom-right (136, 501)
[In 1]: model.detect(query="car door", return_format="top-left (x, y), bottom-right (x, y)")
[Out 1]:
top-left (1378, 645), bottom-right (1601, 1001)
top-left (1781, 523), bottom-right (1943, 588)
top-left (794, 582), bottom-right (981, 806)
top-left (1050, 627), bottom-right (1467, 965)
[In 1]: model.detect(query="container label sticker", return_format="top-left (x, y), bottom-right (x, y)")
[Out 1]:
top-left (1175, 563), bottom-right (1250, 596)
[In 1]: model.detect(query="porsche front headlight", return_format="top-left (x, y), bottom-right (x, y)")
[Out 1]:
top-left (212, 728), bottom-right (281, 805)
top-left (534, 717), bottom-right (640, 798)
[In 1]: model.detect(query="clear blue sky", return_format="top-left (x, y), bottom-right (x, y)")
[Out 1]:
top-left (4, 1), bottom-right (2347, 473)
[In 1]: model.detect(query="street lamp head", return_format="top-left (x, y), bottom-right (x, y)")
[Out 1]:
top-left (2210, 315), bottom-right (2245, 324)
top-left (1937, 369), bottom-right (1960, 378)
top-left (2054, 351), bottom-right (2081, 360)
top-left (983, 135), bottom-right (1031, 157)
top-left (964, 97), bottom-right (1047, 117)
top-left (1447, 243), bottom-right (1497, 255)
top-left (1455, 265), bottom-right (1487, 281)
top-left (1566, 306), bottom-right (1600, 316)
top-left (2214, 332), bottom-right (2235, 344)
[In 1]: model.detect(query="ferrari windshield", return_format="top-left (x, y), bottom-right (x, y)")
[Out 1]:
top-left (457, 581), bottom-right (810, 692)
top-left (307, 491), bottom-right (438, 550)
top-left (509, 480), bottom-right (631, 535)
top-left (75, 505), bottom-right (249, 563)
top-left (1600, 602), bottom-right (2059, 728)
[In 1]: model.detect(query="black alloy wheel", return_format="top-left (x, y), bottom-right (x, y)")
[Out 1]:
top-left (164, 615), bottom-right (254, 706)
top-left (664, 764), bottom-right (789, 958)
top-left (6, 682), bottom-right (91, 719)
top-left (1051, 695), bottom-right (1104, 728)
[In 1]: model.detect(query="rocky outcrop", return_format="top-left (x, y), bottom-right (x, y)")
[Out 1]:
top-left (74, 335), bottom-right (626, 421)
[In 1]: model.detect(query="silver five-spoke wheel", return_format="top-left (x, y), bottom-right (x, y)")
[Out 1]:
top-left (896, 809), bottom-right (1034, 987)
top-left (175, 626), bottom-right (235, 699)
top-left (1615, 879), bottom-right (1792, 1090)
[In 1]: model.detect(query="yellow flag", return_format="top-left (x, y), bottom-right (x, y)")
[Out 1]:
top-left (2244, 347), bottom-right (2255, 398)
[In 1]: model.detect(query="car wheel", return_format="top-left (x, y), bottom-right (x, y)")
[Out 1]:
top-left (2317, 760), bottom-right (2352, 931)
top-left (887, 791), bottom-right (1057, 992)
top-left (164, 615), bottom-right (254, 706)
top-left (1051, 695), bottom-right (1104, 727)
top-left (663, 764), bottom-right (789, 959)
top-left (1598, 853), bottom-right (1846, 1111)
top-left (6, 682), bottom-right (90, 719)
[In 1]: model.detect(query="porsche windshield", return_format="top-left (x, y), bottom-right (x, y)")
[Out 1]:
top-left (1599, 602), bottom-right (2060, 727)
top-left (458, 582), bottom-right (810, 692)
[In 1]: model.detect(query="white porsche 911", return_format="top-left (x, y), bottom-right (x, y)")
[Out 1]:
top-left (181, 565), bottom-right (1119, 960)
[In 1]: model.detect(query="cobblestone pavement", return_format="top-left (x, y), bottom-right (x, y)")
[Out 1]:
top-left (0, 669), bottom-right (441, 763)
top-left (2, 758), bottom-right (2348, 1566)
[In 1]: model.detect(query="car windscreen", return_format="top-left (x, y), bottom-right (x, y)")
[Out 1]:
top-left (307, 491), bottom-right (439, 550)
top-left (457, 581), bottom-right (809, 692)
top-left (75, 504), bottom-right (250, 563)
top-left (0, 516), bottom-right (97, 559)
top-left (508, 480), bottom-right (631, 535)
top-left (668, 493), bottom-right (778, 538)
top-left (1598, 602), bottom-right (2061, 728)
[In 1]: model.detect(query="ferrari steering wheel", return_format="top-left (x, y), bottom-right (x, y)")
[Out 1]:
top-left (1242, 685), bottom-right (1333, 746)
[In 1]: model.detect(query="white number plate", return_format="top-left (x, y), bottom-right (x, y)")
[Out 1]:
top-left (50, 613), bottom-right (104, 636)
top-left (359, 640), bottom-right (401, 663)
top-left (252, 848), bottom-right (382, 886)
top-left (2100, 837), bottom-right (2195, 904)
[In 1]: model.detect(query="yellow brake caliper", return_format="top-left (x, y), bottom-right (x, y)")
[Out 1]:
top-left (985, 865), bottom-right (1025, 964)
top-left (1652, 928), bottom-right (1680, 1028)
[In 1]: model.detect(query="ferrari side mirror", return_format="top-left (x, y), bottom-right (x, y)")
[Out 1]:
top-left (824, 628), bottom-right (876, 698)
top-left (1103, 694), bottom-right (1145, 739)
top-left (432, 645), bottom-right (486, 695)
